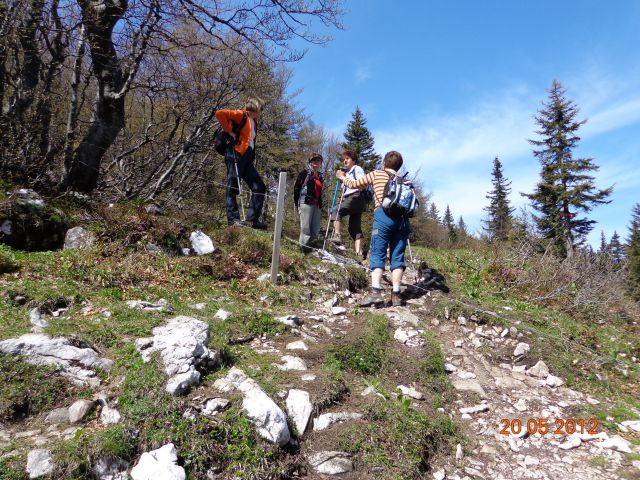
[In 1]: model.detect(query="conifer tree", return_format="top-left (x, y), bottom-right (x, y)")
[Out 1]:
top-left (609, 231), bottom-right (624, 264)
top-left (599, 230), bottom-right (608, 254)
top-left (483, 156), bottom-right (514, 241)
top-left (443, 205), bottom-right (457, 245)
top-left (523, 80), bottom-right (613, 258)
top-left (427, 203), bottom-right (441, 223)
top-left (626, 203), bottom-right (640, 300)
top-left (341, 106), bottom-right (382, 171)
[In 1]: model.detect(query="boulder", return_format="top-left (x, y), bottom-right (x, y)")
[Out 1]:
top-left (526, 360), bottom-right (549, 378)
top-left (63, 227), bottom-right (96, 250)
top-left (130, 443), bottom-right (186, 480)
top-left (0, 334), bottom-right (113, 387)
top-left (135, 316), bottom-right (219, 396)
top-left (0, 189), bottom-right (67, 251)
top-left (214, 367), bottom-right (290, 445)
top-left (513, 342), bottom-right (530, 356)
top-left (45, 408), bottom-right (70, 425)
top-left (100, 406), bottom-right (122, 425)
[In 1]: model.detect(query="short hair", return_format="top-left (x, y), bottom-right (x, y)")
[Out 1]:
top-left (383, 151), bottom-right (403, 170)
top-left (244, 97), bottom-right (265, 113)
top-left (342, 150), bottom-right (358, 163)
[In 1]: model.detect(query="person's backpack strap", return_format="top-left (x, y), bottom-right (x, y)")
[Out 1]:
top-left (231, 112), bottom-right (248, 145)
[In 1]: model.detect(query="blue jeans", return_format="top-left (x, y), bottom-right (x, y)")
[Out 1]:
top-left (369, 208), bottom-right (410, 271)
top-left (225, 147), bottom-right (266, 224)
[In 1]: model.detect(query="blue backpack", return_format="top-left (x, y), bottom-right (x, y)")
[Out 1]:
top-left (381, 172), bottom-right (418, 219)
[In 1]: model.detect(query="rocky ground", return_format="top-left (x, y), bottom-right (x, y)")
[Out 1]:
top-left (1, 227), bottom-right (639, 479)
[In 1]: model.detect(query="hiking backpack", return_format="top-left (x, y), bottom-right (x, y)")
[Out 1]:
top-left (381, 172), bottom-right (418, 219)
top-left (213, 113), bottom-right (248, 156)
top-left (362, 185), bottom-right (374, 205)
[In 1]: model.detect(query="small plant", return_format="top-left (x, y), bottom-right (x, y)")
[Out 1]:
top-left (0, 245), bottom-right (17, 274)
top-left (328, 314), bottom-right (390, 374)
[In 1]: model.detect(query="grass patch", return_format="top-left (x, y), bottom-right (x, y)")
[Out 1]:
top-left (0, 245), bottom-right (18, 274)
top-left (0, 354), bottom-right (85, 423)
top-left (339, 399), bottom-right (460, 479)
top-left (0, 457), bottom-right (27, 480)
top-left (328, 314), bottom-right (390, 374)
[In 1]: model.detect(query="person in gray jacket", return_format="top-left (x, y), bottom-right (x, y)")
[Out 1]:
top-left (294, 153), bottom-right (324, 251)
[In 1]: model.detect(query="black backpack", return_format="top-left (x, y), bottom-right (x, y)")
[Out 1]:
top-left (381, 172), bottom-right (418, 219)
top-left (213, 113), bottom-right (248, 156)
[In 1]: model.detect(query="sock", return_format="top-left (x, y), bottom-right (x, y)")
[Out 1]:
top-left (392, 286), bottom-right (400, 293)
top-left (372, 281), bottom-right (381, 290)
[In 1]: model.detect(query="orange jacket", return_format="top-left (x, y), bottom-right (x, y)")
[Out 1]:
top-left (215, 109), bottom-right (255, 155)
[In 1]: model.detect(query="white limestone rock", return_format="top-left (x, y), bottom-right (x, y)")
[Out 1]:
top-left (189, 230), bottom-right (215, 255)
top-left (135, 316), bottom-right (219, 396)
top-left (69, 399), bottom-right (95, 423)
top-left (527, 360), bottom-right (550, 378)
top-left (64, 227), bottom-right (96, 250)
top-left (286, 389), bottom-right (313, 435)
top-left (459, 404), bottom-right (489, 415)
top-left (307, 451), bottom-right (353, 475)
top-left (100, 406), bottom-right (122, 425)
top-left (558, 435), bottom-right (581, 450)
top-left (26, 449), bottom-right (53, 479)
top-left (545, 374), bottom-right (564, 388)
top-left (0, 334), bottom-right (112, 387)
top-left (331, 306), bottom-right (347, 315)
top-left (276, 315), bottom-right (303, 327)
top-left (286, 340), bottom-right (308, 351)
top-left (313, 412), bottom-right (363, 431)
top-left (201, 398), bottom-right (230, 417)
top-left (397, 385), bottom-right (424, 400)
top-left (130, 443), bottom-right (186, 480)
top-left (214, 309), bottom-right (231, 321)
top-left (213, 368), bottom-right (290, 445)
top-left (273, 355), bottom-right (307, 371)
top-left (593, 434), bottom-right (633, 453)
top-left (513, 342), bottom-right (530, 356)
top-left (93, 457), bottom-right (129, 480)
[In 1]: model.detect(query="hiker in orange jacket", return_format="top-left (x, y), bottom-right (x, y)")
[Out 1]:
top-left (215, 97), bottom-right (267, 229)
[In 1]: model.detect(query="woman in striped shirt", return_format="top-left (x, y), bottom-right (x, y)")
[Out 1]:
top-left (336, 151), bottom-right (409, 307)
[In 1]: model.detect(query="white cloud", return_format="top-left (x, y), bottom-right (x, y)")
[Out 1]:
top-left (371, 76), bottom-right (640, 240)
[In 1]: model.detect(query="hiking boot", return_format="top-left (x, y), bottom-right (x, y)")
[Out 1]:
top-left (390, 291), bottom-right (405, 307)
top-left (360, 287), bottom-right (385, 308)
top-left (330, 234), bottom-right (342, 244)
top-left (246, 219), bottom-right (267, 230)
top-left (229, 219), bottom-right (246, 228)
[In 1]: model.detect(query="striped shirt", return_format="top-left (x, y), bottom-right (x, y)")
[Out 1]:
top-left (342, 168), bottom-right (397, 209)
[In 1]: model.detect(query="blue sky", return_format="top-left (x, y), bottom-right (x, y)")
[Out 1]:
top-left (288, 0), bottom-right (640, 247)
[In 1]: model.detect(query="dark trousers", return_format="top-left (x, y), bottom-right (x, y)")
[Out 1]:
top-left (225, 147), bottom-right (266, 224)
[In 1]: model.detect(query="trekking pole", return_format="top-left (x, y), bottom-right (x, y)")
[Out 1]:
top-left (322, 181), bottom-right (341, 252)
top-left (406, 236), bottom-right (418, 281)
top-left (232, 149), bottom-right (246, 221)
top-left (331, 183), bottom-right (347, 240)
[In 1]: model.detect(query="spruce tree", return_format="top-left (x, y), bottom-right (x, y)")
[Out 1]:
top-left (599, 230), bottom-right (608, 254)
top-left (522, 80), bottom-right (612, 258)
top-left (427, 203), bottom-right (441, 223)
top-left (341, 106), bottom-right (382, 171)
top-left (626, 203), bottom-right (640, 300)
top-left (609, 231), bottom-right (624, 264)
top-left (443, 205), bottom-right (457, 245)
top-left (483, 156), bottom-right (514, 241)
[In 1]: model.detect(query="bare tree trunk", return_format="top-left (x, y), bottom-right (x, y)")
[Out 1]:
top-left (63, 25), bottom-right (86, 165)
top-left (63, 0), bottom-right (127, 193)
top-left (1, 0), bottom-right (43, 120)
